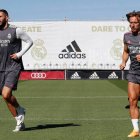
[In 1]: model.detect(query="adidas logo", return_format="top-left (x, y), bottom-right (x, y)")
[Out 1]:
top-left (89, 72), bottom-right (99, 79)
top-left (108, 72), bottom-right (118, 79)
top-left (58, 40), bottom-right (86, 59)
top-left (71, 72), bottom-right (81, 79)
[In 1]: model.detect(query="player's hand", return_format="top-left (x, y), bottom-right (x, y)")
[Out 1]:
top-left (136, 54), bottom-right (140, 62)
top-left (10, 53), bottom-right (18, 60)
top-left (120, 63), bottom-right (126, 70)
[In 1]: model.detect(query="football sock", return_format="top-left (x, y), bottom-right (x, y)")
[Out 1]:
top-left (16, 106), bottom-right (21, 114)
top-left (14, 116), bottom-right (21, 125)
top-left (131, 119), bottom-right (139, 131)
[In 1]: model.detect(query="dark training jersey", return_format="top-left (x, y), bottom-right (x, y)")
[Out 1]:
top-left (0, 24), bottom-right (33, 72)
top-left (0, 24), bottom-right (33, 91)
top-left (0, 25), bottom-right (22, 71)
top-left (124, 32), bottom-right (140, 75)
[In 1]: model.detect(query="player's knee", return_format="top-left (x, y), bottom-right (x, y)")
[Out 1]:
top-left (2, 93), bottom-right (11, 101)
top-left (129, 97), bottom-right (138, 106)
top-left (2, 86), bottom-right (12, 101)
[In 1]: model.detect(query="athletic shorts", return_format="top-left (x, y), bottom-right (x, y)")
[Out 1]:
top-left (0, 70), bottom-right (21, 93)
top-left (127, 73), bottom-right (140, 84)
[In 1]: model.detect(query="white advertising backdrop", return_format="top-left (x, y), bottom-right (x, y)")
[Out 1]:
top-left (12, 21), bottom-right (130, 70)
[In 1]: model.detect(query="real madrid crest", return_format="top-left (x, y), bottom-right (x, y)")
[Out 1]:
top-left (31, 39), bottom-right (47, 61)
top-left (7, 33), bottom-right (11, 39)
top-left (110, 39), bottom-right (123, 60)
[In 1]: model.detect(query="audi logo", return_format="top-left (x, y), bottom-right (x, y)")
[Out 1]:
top-left (31, 72), bottom-right (47, 79)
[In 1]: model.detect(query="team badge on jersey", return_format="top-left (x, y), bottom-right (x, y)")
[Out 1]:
top-left (7, 33), bottom-right (11, 39)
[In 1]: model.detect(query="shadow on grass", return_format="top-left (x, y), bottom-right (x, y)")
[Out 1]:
top-left (24, 123), bottom-right (80, 131)
top-left (109, 80), bottom-right (127, 92)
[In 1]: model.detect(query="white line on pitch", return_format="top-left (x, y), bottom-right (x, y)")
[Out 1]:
top-left (16, 96), bottom-right (127, 99)
top-left (0, 118), bottom-right (130, 121)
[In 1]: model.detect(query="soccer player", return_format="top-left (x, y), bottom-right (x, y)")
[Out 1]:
top-left (125, 11), bottom-right (140, 110)
top-left (120, 11), bottom-right (140, 137)
top-left (0, 9), bottom-right (33, 132)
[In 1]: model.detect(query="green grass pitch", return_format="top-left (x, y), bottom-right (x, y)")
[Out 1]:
top-left (0, 80), bottom-right (138, 140)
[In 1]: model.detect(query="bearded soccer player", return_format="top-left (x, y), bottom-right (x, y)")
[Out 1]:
top-left (120, 11), bottom-right (140, 137)
top-left (0, 9), bottom-right (33, 132)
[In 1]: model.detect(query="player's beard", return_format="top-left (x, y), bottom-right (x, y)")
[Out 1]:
top-left (0, 19), bottom-right (7, 30)
top-left (131, 26), bottom-right (139, 35)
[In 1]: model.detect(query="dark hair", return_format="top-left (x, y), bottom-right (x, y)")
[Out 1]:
top-left (136, 11), bottom-right (140, 16)
top-left (0, 9), bottom-right (9, 17)
top-left (126, 10), bottom-right (140, 21)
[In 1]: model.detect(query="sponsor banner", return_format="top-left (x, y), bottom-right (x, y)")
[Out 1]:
top-left (19, 71), bottom-right (65, 80)
top-left (12, 21), bottom-right (130, 70)
top-left (66, 70), bottom-right (122, 80)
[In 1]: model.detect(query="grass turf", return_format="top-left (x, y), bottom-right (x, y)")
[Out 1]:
top-left (0, 80), bottom-right (137, 140)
